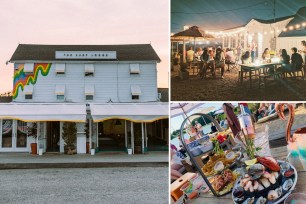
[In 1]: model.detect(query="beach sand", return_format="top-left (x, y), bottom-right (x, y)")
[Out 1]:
top-left (171, 65), bottom-right (306, 101)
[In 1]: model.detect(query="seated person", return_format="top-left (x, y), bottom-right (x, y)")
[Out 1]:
top-left (278, 48), bottom-right (303, 76)
top-left (215, 47), bottom-right (225, 78)
top-left (225, 48), bottom-right (235, 64)
top-left (194, 47), bottom-right (203, 61)
top-left (199, 48), bottom-right (209, 78)
top-left (262, 48), bottom-right (271, 62)
top-left (253, 103), bottom-right (268, 121)
top-left (291, 47), bottom-right (303, 71)
top-left (208, 49), bottom-right (216, 78)
top-left (171, 149), bottom-right (184, 180)
top-left (241, 51), bottom-right (251, 64)
top-left (210, 123), bottom-right (217, 133)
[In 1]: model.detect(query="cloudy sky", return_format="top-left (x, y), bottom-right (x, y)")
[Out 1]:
top-left (171, 0), bottom-right (306, 32)
top-left (0, 0), bottom-right (169, 93)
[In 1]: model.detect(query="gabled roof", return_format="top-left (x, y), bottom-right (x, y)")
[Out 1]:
top-left (253, 15), bottom-right (294, 24)
top-left (279, 6), bottom-right (306, 37)
top-left (10, 44), bottom-right (161, 62)
top-left (222, 15), bottom-right (294, 31)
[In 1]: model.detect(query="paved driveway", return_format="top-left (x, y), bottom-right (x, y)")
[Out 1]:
top-left (0, 167), bottom-right (168, 204)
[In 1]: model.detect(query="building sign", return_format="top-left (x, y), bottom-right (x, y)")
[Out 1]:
top-left (55, 51), bottom-right (117, 59)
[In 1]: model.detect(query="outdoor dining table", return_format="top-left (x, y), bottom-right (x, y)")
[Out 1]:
top-left (239, 62), bottom-right (282, 88)
top-left (175, 145), bottom-right (306, 204)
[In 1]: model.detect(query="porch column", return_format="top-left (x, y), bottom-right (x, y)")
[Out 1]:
top-left (37, 122), bottom-right (40, 153)
top-left (141, 122), bottom-right (144, 154)
top-left (244, 32), bottom-right (247, 51)
top-left (222, 37), bottom-right (225, 48)
top-left (89, 119), bottom-right (92, 149)
top-left (228, 36), bottom-right (231, 48)
top-left (145, 123), bottom-right (148, 149)
top-left (124, 120), bottom-right (127, 149)
top-left (235, 35), bottom-right (238, 49)
top-left (131, 122), bottom-right (134, 154)
top-left (183, 39), bottom-right (186, 63)
top-left (96, 123), bottom-right (99, 148)
top-left (60, 122), bottom-right (64, 153)
top-left (161, 120), bottom-right (164, 140)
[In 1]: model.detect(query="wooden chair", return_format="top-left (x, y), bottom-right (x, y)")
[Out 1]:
top-left (228, 57), bottom-right (239, 72)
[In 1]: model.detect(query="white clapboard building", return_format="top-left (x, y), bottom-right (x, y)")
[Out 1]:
top-left (218, 6), bottom-right (306, 59)
top-left (0, 44), bottom-right (168, 154)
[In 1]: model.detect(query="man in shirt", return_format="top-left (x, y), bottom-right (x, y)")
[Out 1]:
top-left (186, 47), bottom-right (194, 68)
top-left (291, 47), bottom-right (303, 71)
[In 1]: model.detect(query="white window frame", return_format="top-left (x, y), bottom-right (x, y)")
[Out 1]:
top-left (55, 85), bottom-right (65, 101)
top-left (24, 63), bottom-right (34, 73)
top-left (130, 64), bottom-right (140, 75)
top-left (55, 64), bottom-right (66, 75)
top-left (85, 64), bottom-right (94, 77)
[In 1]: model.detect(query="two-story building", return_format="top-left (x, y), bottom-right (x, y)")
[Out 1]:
top-left (0, 44), bottom-right (169, 154)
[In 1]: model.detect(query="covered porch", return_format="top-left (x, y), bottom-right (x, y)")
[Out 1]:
top-left (90, 103), bottom-right (169, 154)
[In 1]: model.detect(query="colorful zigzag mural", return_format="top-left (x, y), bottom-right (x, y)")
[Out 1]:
top-left (13, 63), bottom-right (52, 99)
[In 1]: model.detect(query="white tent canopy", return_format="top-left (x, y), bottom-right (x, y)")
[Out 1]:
top-left (0, 103), bottom-right (87, 122)
top-left (91, 103), bottom-right (169, 122)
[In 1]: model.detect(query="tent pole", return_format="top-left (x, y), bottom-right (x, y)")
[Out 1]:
top-left (183, 39), bottom-right (186, 63)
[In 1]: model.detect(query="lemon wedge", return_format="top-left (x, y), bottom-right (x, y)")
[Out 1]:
top-left (244, 158), bottom-right (257, 166)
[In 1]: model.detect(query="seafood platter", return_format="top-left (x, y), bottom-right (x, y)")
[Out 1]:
top-left (232, 156), bottom-right (297, 204)
top-left (202, 150), bottom-right (241, 176)
top-left (200, 150), bottom-right (242, 195)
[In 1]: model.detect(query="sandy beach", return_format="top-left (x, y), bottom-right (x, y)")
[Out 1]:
top-left (171, 65), bottom-right (306, 101)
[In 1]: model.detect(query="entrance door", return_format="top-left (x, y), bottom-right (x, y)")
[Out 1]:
top-left (46, 122), bottom-right (60, 152)
top-left (0, 120), bottom-right (28, 152)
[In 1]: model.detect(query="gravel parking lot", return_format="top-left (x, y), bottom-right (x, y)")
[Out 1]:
top-left (0, 167), bottom-right (168, 204)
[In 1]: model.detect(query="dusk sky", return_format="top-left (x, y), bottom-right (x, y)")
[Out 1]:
top-left (0, 0), bottom-right (169, 93)
top-left (171, 0), bottom-right (306, 32)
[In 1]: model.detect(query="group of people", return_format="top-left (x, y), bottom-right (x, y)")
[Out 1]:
top-left (186, 46), bottom-right (238, 79)
top-left (241, 41), bottom-right (306, 76)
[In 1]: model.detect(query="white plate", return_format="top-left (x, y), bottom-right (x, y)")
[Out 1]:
top-left (232, 160), bottom-right (298, 204)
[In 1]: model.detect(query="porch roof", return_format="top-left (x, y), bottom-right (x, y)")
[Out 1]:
top-left (90, 103), bottom-right (169, 122)
top-left (0, 103), bottom-right (87, 122)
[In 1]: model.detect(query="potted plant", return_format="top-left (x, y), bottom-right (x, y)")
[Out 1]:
top-left (62, 122), bottom-right (77, 155)
top-left (27, 122), bottom-right (38, 155)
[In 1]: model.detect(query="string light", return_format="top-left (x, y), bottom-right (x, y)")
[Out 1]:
top-left (204, 21), bottom-right (306, 38)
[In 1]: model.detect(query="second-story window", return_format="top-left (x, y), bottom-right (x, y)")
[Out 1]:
top-left (25, 94), bottom-right (33, 99)
top-left (131, 85), bottom-right (141, 101)
top-left (55, 63), bottom-right (66, 75)
top-left (24, 63), bottom-right (34, 73)
top-left (24, 85), bottom-right (33, 100)
top-left (85, 85), bottom-right (94, 101)
top-left (130, 64), bottom-right (140, 75)
top-left (85, 64), bottom-right (94, 77)
top-left (55, 85), bottom-right (65, 101)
